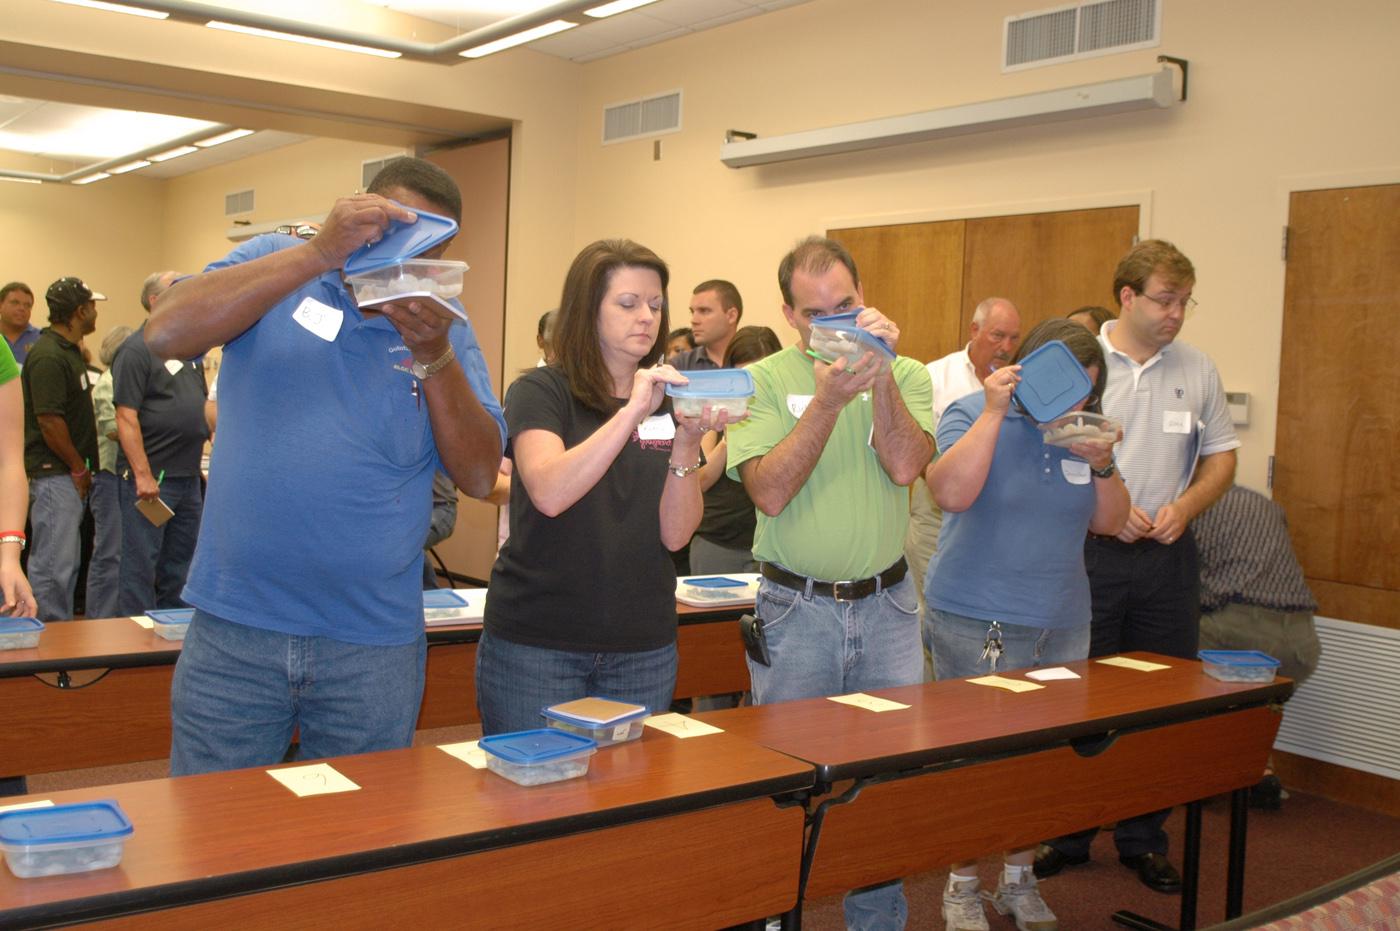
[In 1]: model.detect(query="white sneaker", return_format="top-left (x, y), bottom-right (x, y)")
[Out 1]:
top-left (986, 876), bottom-right (1058, 931)
top-left (943, 877), bottom-right (990, 931)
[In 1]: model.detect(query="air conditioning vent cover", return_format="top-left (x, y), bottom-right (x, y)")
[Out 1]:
top-left (1005, 0), bottom-right (1159, 72)
top-left (224, 189), bottom-right (254, 216)
top-left (603, 91), bottom-right (682, 145)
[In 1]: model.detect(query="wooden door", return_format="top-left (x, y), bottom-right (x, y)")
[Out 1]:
top-left (1275, 183), bottom-right (1400, 630)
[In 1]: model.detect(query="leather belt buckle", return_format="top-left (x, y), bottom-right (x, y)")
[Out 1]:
top-left (832, 579), bottom-right (860, 603)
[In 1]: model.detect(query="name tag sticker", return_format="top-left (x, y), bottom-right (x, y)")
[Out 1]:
top-left (1060, 460), bottom-right (1091, 485)
top-left (1163, 410), bottom-right (1192, 434)
top-left (787, 394), bottom-right (813, 418)
top-left (79, 372), bottom-right (90, 391)
top-left (638, 414), bottom-right (676, 441)
top-left (292, 297), bottom-right (343, 342)
top-left (163, 359), bottom-right (184, 376)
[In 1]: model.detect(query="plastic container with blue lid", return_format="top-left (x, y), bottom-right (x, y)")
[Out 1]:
top-left (1012, 340), bottom-right (1093, 423)
top-left (343, 203), bottom-right (468, 322)
top-left (0, 617), bottom-right (43, 651)
top-left (1198, 649), bottom-right (1281, 683)
top-left (479, 729), bottom-right (597, 786)
top-left (543, 698), bottom-right (649, 747)
top-left (146, 608), bottom-right (194, 641)
top-left (0, 800), bottom-right (134, 878)
top-left (807, 311), bottom-right (895, 367)
top-left (665, 368), bottom-right (755, 418)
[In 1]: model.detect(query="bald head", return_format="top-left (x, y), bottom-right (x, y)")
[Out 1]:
top-left (967, 297), bottom-right (1021, 379)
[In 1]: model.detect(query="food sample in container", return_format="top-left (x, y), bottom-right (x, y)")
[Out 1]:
top-left (479, 729), bottom-right (597, 786)
top-left (147, 608), bottom-right (194, 641)
top-left (543, 697), bottom-right (649, 747)
top-left (0, 800), bottom-right (133, 878)
top-left (344, 259), bottom-right (469, 321)
top-left (1198, 650), bottom-right (1282, 683)
top-left (1037, 411), bottom-right (1121, 448)
top-left (0, 617), bottom-right (43, 651)
top-left (807, 311), bottom-right (895, 368)
top-left (665, 368), bottom-right (754, 418)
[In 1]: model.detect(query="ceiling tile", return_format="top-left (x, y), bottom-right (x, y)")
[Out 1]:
top-left (639, 0), bottom-right (753, 28)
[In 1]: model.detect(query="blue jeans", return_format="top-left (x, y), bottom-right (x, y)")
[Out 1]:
top-left (170, 610), bottom-right (427, 776)
top-left (117, 473), bottom-right (202, 615)
top-left (27, 474), bottom-right (87, 621)
top-left (930, 610), bottom-right (1090, 680)
top-left (475, 632), bottom-right (678, 736)
top-left (748, 571), bottom-right (922, 931)
top-left (84, 471), bottom-right (123, 619)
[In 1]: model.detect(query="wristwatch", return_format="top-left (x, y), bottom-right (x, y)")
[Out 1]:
top-left (1091, 460), bottom-right (1117, 479)
top-left (411, 345), bottom-right (456, 380)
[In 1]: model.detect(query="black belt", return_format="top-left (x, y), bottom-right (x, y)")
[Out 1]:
top-left (760, 558), bottom-right (907, 603)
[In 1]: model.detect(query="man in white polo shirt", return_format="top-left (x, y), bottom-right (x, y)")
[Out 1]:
top-left (1037, 239), bottom-right (1239, 894)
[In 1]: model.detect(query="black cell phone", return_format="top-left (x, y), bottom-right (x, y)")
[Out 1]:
top-left (739, 613), bottom-right (771, 667)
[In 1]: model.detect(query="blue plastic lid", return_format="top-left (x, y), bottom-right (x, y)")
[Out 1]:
top-left (146, 608), bottom-right (193, 626)
top-left (1012, 340), bottom-right (1093, 423)
top-left (0, 617), bottom-right (43, 634)
top-left (1198, 649), bottom-right (1281, 667)
top-left (423, 589), bottom-right (468, 609)
top-left (343, 203), bottom-right (458, 276)
top-left (542, 697), bottom-right (649, 727)
top-left (0, 800), bottom-right (133, 846)
top-left (809, 311), bottom-right (896, 359)
top-left (479, 729), bottom-right (596, 764)
top-left (685, 576), bottom-right (747, 589)
top-left (665, 368), bottom-right (755, 399)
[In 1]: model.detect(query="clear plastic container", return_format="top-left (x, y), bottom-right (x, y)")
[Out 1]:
top-left (0, 617), bottom-right (43, 651)
top-left (479, 729), bottom-right (597, 786)
top-left (147, 608), bottom-right (193, 641)
top-left (1037, 411), bottom-right (1121, 448)
top-left (1198, 649), bottom-right (1281, 683)
top-left (542, 698), bottom-right (649, 747)
top-left (808, 312), bottom-right (895, 367)
top-left (0, 800), bottom-right (133, 878)
top-left (666, 368), bottom-right (754, 418)
top-left (344, 259), bottom-right (469, 320)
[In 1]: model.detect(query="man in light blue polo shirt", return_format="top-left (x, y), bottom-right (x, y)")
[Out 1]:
top-left (146, 157), bottom-right (505, 776)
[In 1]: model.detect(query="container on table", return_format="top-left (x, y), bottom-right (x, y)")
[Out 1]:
top-left (147, 608), bottom-right (194, 641)
top-left (1198, 649), bottom-right (1282, 683)
top-left (542, 698), bottom-right (649, 747)
top-left (1012, 340), bottom-right (1093, 423)
top-left (0, 800), bottom-right (133, 878)
top-left (479, 729), bottom-right (597, 786)
top-left (344, 259), bottom-right (469, 320)
top-left (1037, 410), bottom-right (1121, 448)
top-left (807, 311), bottom-right (895, 368)
top-left (0, 617), bottom-right (43, 651)
top-left (665, 368), bottom-right (755, 419)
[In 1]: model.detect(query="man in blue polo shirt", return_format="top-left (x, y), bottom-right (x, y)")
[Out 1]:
top-left (147, 157), bottom-right (505, 776)
top-left (1, 282), bottom-right (42, 364)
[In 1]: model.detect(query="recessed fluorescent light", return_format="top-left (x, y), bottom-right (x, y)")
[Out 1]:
top-left (206, 21), bottom-right (402, 59)
top-left (0, 176), bottom-right (43, 185)
top-left (108, 159), bottom-right (151, 174)
top-left (73, 173), bottom-right (111, 185)
top-left (460, 20), bottom-right (576, 58)
top-left (194, 128), bottom-right (255, 148)
top-left (585, 0), bottom-right (659, 17)
top-left (148, 145), bottom-right (199, 162)
top-left (52, 0), bottom-right (169, 19)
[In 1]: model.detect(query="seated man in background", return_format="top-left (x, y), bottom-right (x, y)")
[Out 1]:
top-left (147, 157), bottom-right (504, 776)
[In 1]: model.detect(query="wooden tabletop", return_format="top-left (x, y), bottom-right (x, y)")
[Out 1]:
top-left (0, 727), bottom-right (811, 927)
top-left (694, 653), bottom-right (1292, 782)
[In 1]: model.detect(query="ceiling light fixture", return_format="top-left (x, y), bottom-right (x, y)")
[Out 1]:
top-left (108, 159), bottom-right (152, 174)
top-left (194, 128), bottom-right (255, 148)
top-left (0, 177), bottom-right (43, 185)
top-left (72, 172), bottom-right (111, 185)
top-left (51, 0), bottom-right (168, 19)
top-left (584, 0), bottom-right (659, 18)
top-left (460, 20), bottom-right (576, 59)
top-left (148, 145), bottom-right (199, 162)
top-left (206, 21), bottom-right (402, 59)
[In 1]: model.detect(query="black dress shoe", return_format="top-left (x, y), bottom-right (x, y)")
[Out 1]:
top-left (1033, 843), bottom-right (1089, 879)
top-left (1119, 852), bottom-right (1182, 893)
top-left (1250, 774), bottom-right (1284, 810)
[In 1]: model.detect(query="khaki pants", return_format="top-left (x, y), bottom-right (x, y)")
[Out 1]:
top-left (1199, 603), bottom-right (1321, 686)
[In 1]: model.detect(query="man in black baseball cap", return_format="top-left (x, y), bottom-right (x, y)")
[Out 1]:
top-left (20, 277), bottom-right (105, 619)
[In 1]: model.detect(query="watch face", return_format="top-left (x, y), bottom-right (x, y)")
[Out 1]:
top-left (411, 361), bottom-right (427, 379)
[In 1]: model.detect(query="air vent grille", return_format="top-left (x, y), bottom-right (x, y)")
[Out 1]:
top-left (224, 189), bottom-right (254, 216)
top-left (1004, 0), bottom-right (1159, 71)
top-left (602, 91), bottom-right (682, 145)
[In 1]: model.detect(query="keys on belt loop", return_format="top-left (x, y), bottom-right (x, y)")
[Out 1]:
top-left (980, 621), bottom-right (1004, 673)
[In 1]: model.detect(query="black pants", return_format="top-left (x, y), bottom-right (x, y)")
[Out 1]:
top-left (1051, 531), bottom-right (1202, 860)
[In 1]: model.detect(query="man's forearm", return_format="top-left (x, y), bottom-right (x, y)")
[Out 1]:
top-left (36, 416), bottom-right (83, 472)
top-left (870, 374), bottom-right (932, 486)
top-left (1176, 449), bottom-right (1236, 522)
top-left (740, 402), bottom-right (842, 517)
top-left (423, 365), bottom-right (503, 500)
top-left (115, 408), bottom-right (154, 480)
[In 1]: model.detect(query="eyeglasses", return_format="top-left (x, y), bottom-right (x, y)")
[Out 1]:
top-left (274, 223), bottom-right (319, 240)
top-left (1138, 292), bottom-right (1197, 312)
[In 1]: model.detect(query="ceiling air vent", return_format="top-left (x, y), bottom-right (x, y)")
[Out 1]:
top-left (224, 189), bottom-right (254, 216)
top-left (602, 91), bottom-right (682, 145)
top-left (1004, 0), bottom-right (1159, 72)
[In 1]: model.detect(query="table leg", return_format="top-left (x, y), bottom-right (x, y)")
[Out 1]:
top-left (1226, 787), bottom-right (1249, 919)
top-left (1111, 798), bottom-right (1204, 931)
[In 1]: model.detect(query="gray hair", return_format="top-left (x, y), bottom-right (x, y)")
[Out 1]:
top-left (971, 296), bottom-right (1014, 326)
top-left (99, 325), bottom-right (135, 367)
top-left (140, 271), bottom-right (179, 312)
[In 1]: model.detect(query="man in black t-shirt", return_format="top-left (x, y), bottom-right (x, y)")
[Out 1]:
top-left (22, 277), bottom-right (103, 620)
top-left (113, 271), bottom-right (209, 613)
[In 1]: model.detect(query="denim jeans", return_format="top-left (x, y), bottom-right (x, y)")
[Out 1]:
top-left (170, 610), bottom-right (427, 776)
top-left (84, 470), bottom-right (122, 619)
top-left (930, 610), bottom-right (1090, 680)
top-left (475, 632), bottom-right (678, 736)
top-left (117, 474), bottom-right (203, 615)
top-left (28, 474), bottom-right (87, 621)
top-left (748, 571), bottom-right (922, 931)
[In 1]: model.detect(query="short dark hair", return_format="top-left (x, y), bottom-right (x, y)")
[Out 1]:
top-left (1012, 318), bottom-right (1108, 415)
top-left (0, 282), bottom-right (32, 304)
top-left (778, 236), bottom-right (860, 307)
top-left (723, 326), bottom-right (782, 367)
top-left (1113, 239), bottom-right (1195, 306)
top-left (555, 239), bottom-right (670, 414)
top-left (366, 157), bottom-right (462, 223)
top-left (692, 279), bottom-right (743, 321)
top-left (666, 327), bottom-right (695, 349)
top-left (1066, 305), bottom-right (1116, 331)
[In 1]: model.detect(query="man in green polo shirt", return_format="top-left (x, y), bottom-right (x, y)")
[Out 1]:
top-left (21, 277), bottom-right (103, 621)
